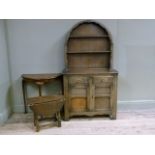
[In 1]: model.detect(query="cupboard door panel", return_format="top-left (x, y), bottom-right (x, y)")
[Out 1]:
top-left (70, 97), bottom-right (87, 112)
top-left (95, 87), bottom-right (111, 97)
top-left (70, 87), bottom-right (87, 97)
top-left (95, 97), bottom-right (110, 110)
top-left (93, 76), bottom-right (113, 97)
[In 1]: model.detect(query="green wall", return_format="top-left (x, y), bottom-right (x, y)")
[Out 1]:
top-left (0, 20), bottom-right (12, 124)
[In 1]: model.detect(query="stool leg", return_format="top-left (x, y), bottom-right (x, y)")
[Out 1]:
top-left (56, 112), bottom-right (61, 127)
top-left (34, 113), bottom-right (40, 132)
top-left (33, 113), bottom-right (36, 126)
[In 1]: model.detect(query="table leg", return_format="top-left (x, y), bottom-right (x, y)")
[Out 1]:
top-left (38, 85), bottom-right (42, 96)
top-left (60, 75), bottom-right (64, 95)
top-left (22, 80), bottom-right (28, 113)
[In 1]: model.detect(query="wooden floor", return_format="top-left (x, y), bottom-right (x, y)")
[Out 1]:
top-left (1, 108), bottom-right (155, 135)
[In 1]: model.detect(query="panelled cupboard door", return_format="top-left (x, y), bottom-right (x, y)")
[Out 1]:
top-left (93, 76), bottom-right (113, 112)
top-left (67, 76), bottom-right (97, 114)
top-left (68, 76), bottom-right (88, 113)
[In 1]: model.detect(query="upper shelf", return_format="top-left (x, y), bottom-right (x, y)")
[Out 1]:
top-left (67, 51), bottom-right (112, 54)
top-left (69, 35), bottom-right (109, 39)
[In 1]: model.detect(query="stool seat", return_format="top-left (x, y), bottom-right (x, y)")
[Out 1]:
top-left (27, 95), bottom-right (65, 132)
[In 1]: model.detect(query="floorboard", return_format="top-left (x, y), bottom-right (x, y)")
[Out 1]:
top-left (0, 108), bottom-right (155, 135)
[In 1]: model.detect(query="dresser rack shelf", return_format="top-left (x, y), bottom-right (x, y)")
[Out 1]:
top-left (67, 51), bottom-right (112, 54)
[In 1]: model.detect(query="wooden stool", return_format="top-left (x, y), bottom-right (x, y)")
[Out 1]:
top-left (27, 95), bottom-right (65, 132)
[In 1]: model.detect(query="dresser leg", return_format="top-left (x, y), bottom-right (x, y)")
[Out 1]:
top-left (64, 115), bottom-right (69, 121)
top-left (110, 114), bottom-right (116, 120)
top-left (64, 104), bottom-right (69, 121)
top-left (56, 112), bottom-right (61, 127)
top-left (34, 113), bottom-right (40, 132)
top-left (33, 113), bottom-right (37, 126)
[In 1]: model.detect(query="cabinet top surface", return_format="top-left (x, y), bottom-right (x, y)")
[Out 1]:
top-left (63, 68), bottom-right (118, 75)
top-left (22, 73), bottom-right (62, 80)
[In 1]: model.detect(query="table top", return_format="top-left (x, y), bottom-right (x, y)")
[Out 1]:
top-left (22, 73), bottom-right (62, 81)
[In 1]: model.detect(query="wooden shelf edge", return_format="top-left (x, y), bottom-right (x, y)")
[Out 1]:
top-left (69, 35), bottom-right (109, 39)
top-left (67, 51), bottom-right (112, 54)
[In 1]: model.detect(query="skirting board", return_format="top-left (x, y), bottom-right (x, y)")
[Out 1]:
top-left (13, 104), bottom-right (32, 113)
top-left (0, 108), bottom-right (11, 124)
top-left (118, 100), bottom-right (155, 110)
top-left (13, 100), bottom-right (155, 113)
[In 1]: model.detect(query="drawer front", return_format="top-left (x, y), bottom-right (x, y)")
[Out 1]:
top-left (69, 76), bottom-right (88, 88)
top-left (93, 76), bottom-right (113, 87)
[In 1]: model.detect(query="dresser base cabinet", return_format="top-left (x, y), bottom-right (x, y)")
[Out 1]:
top-left (63, 73), bottom-right (118, 120)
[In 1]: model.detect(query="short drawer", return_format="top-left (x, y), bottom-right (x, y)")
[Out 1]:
top-left (69, 76), bottom-right (88, 85)
top-left (93, 76), bottom-right (113, 87)
top-left (93, 76), bottom-right (113, 83)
